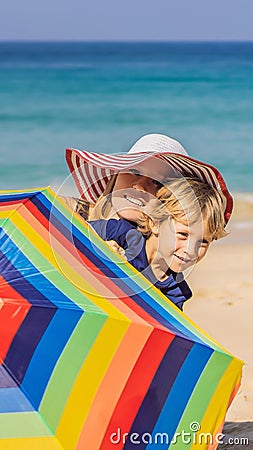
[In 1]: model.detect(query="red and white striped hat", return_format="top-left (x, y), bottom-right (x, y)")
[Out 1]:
top-left (66, 133), bottom-right (233, 223)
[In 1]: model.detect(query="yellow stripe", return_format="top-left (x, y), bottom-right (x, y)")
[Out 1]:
top-left (57, 200), bottom-right (239, 353)
top-left (56, 317), bottom-right (130, 450)
top-left (0, 187), bottom-right (48, 194)
top-left (0, 195), bottom-right (239, 355)
top-left (191, 358), bottom-right (243, 449)
top-left (0, 437), bottom-right (63, 450)
top-left (2, 211), bottom-right (127, 320)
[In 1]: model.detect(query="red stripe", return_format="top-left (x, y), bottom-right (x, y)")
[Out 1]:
top-left (66, 150), bottom-right (94, 202)
top-left (165, 155), bottom-right (210, 185)
top-left (159, 154), bottom-right (233, 222)
top-left (66, 149), bottom-right (233, 221)
top-left (75, 248), bottom-right (169, 328)
top-left (25, 197), bottom-right (167, 330)
top-left (174, 156), bottom-right (216, 186)
top-left (0, 196), bottom-right (52, 363)
top-left (28, 199), bottom-right (166, 328)
top-left (25, 198), bottom-right (178, 332)
top-left (75, 156), bottom-right (93, 202)
top-left (27, 200), bottom-right (50, 231)
top-left (0, 277), bottom-right (31, 362)
top-left (66, 150), bottom-right (86, 201)
top-left (86, 165), bottom-right (103, 200)
top-left (179, 155), bottom-right (233, 221)
top-left (75, 247), bottom-right (158, 323)
top-left (79, 162), bottom-right (97, 203)
top-left (101, 329), bottom-right (175, 449)
top-left (0, 198), bottom-right (28, 208)
top-left (93, 166), bottom-right (110, 198)
top-left (69, 149), bottom-right (149, 169)
top-left (163, 156), bottom-right (196, 178)
top-left (65, 148), bottom-right (75, 174)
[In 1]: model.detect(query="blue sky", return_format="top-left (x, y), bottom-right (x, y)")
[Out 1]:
top-left (1, 0), bottom-right (253, 41)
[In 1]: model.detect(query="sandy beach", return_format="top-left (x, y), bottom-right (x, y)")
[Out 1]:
top-left (184, 194), bottom-right (253, 448)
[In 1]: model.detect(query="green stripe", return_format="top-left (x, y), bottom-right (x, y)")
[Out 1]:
top-left (0, 412), bottom-right (53, 438)
top-left (170, 352), bottom-right (232, 449)
top-left (39, 312), bottom-right (106, 431)
top-left (0, 217), bottom-right (102, 314)
top-left (0, 187), bottom-right (46, 195)
top-left (48, 193), bottom-right (234, 353)
top-left (43, 191), bottom-right (242, 355)
top-left (1, 190), bottom-right (240, 352)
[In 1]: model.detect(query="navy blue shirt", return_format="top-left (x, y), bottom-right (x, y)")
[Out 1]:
top-left (89, 218), bottom-right (192, 311)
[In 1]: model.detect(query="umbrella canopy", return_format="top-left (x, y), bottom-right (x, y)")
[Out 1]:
top-left (0, 187), bottom-right (243, 450)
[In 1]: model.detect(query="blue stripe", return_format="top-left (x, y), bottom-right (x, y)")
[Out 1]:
top-left (32, 193), bottom-right (208, 347)
top-left (0, 387), bottom-right (34, 413)
top-left (0, 190), bottom-right (42, 203)
top-left (124, 336), bottom-right (194, 449)
top-left (3, 192), bottom-right (210, 345)
top-left (0, 237), bottom-right (54, 306)
top-left (0, 366), bottom-right (17, 388)
top-left (32, 192), bottom-right (73, 231)
top-left (21, 307), bottom-right (82, 409)
top-left (146, 344), bottom-right (213, 450)
top-left (0, 231), bottom-right (83, 384)
top-left (71, 227), bottom-right (198, 340)
top-left (0, 230), bottom-right (81, 309)
top-left (75, 230), bottom-right (207, 344)
top-left (4, 305), bottom-right (56, 384)
top-left (29, 197), bottom-right (192, 339)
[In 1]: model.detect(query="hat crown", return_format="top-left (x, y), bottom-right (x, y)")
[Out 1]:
top-left (128, 133), bottom-right (189, 156)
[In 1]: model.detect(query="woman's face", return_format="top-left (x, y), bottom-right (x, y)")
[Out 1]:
top-left (111, 157), bottom-right (175, 222)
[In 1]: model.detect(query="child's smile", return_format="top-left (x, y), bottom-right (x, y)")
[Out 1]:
top-left (146, 216), bottom-right (213, 279)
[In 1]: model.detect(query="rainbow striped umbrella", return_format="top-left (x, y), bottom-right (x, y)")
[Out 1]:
top-left (0, 187), bottom-right (243, 450)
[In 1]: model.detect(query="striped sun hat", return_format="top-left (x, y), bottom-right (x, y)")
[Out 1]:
top-left (66, 134), bottom-right (233, 223)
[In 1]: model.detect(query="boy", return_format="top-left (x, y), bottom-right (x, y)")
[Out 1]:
top-left (88, 177), bottom-right (227, 311)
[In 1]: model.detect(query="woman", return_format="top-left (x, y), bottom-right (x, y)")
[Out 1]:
top-left (63, 133), bottom-right (233, 309)
top-left (65, 133), bottom-right (233, 225)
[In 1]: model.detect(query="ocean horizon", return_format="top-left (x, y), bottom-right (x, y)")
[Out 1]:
top-left (0, 41), bottom-right (252, 197)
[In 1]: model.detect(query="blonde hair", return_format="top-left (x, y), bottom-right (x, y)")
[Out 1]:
top-left (138, 178), bottom-right (227, 240)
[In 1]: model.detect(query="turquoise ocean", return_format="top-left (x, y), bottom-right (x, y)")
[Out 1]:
top-left (0, 42), bottom-right (253, 196)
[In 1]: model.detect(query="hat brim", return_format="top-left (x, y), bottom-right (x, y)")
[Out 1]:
top-left (66, 148), bottom-right (233, 224)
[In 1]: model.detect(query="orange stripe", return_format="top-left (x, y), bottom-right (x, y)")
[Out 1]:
top-left (76, 321), bottom-right (153, 450)
top-left (101, 329), bottom-right (175, 449)
top-left (206, 380), bottom-right (242, 450)
top-left (0, 276), bottom-right (31, 362)
top-left (5, 200), bottom-right (165, 328)
top-left (227, 380), bottom-right (241, 409)
top-left (23, 199), bottom-right (170, 328)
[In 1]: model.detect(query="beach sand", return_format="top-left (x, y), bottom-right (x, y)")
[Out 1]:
top-left (184, 195), bottom-right (253, 448)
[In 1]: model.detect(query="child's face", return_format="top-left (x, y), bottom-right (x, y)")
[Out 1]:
top-left (157, 216), bottom-right (213, 274)
top-left (111, 159), bottom-right (174, 222)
